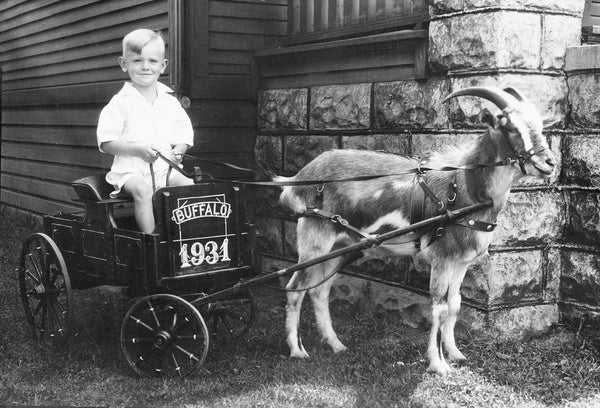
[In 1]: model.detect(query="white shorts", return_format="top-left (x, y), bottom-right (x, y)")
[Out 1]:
top-left (107, 166), bottom-right (193, 198)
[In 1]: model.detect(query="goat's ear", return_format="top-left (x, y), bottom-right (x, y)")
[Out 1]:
top-left (478, 108), bottom-right (498, 128)
top-left (542, 116), bottom-right (560, 129)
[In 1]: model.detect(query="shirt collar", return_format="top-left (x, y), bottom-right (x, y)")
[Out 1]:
top-left (119, 81), bottom-right (174, 98)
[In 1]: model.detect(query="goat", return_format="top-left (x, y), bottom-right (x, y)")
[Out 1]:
top-left (276, 86), bottom-right (557, 375)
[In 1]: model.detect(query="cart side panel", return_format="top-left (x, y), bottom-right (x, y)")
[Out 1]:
top-left (152, 183), bottom-right (255, 284)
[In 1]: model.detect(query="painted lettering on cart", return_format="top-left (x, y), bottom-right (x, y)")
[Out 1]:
top-left (179, 239), bottom-right (231, 267)
top-left (171, 201), bottom-right (232, 225)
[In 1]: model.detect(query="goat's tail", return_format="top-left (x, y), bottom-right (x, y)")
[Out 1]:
top-left (274, 175), bottom-right (308, 214)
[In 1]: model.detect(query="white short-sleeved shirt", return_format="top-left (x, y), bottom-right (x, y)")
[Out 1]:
top-left (97, 82), bottom-right (194, 195)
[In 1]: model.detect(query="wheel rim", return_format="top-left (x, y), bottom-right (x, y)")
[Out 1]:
top-left (18, 233), bottom-right (72, 344)
top-left (206, 289), bottom-right (257, 343)
top-left (120, 294), bottom-right (209, 378)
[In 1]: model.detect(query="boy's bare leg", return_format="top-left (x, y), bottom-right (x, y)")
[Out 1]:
top-left (168, 171), bottom-right (194, 186)
top-left (122, 176), bottom-right (155, 233)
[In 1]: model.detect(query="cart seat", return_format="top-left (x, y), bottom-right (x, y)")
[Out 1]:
top-left (72, 175), bottom-right (132, 228)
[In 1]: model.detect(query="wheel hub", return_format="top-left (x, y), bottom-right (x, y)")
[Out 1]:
top-left (154, 331), bottom-right (172, 349)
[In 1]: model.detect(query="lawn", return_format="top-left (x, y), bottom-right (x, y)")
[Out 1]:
top-left (1, 206), bottom-right (600, 407)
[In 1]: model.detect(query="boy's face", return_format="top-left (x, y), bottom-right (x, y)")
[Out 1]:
top-left (118, 40), bottom-right (168, 91)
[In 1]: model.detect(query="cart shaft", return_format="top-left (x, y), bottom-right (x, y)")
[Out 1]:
top-left (190, 200), bottom-right (493, 307)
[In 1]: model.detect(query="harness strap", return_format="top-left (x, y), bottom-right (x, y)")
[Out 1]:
top-left (455, 218), bottom-right (497, 232)
top-left (302, 208), bottom-right (373, 240)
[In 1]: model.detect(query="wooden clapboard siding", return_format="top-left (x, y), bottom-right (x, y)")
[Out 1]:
top-left (583, 0), bottom-right (600, 43)
top-left (0, 0), bottom-right (169, 216)
top-left (256, 29), bottom-right (427, 88)
top-left (1, 0), bottom-right (287, 216)
top-left (584, 0), bottom-right (600, 26)
top-left (182, 0), bottom-right (287, 175)
top-left (191, 0), bottom-right (286, 98)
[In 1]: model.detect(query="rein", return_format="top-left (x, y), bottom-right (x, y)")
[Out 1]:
top-left (155, 151), bottom-right (526, 188)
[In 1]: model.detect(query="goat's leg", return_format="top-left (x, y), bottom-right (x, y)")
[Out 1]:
top-left (286, 217), bottom-right (336, 358)
top-left (426, 261), bottom-right (452, 375)
top-left (308, 258), bottom-right (347, 353)
top-left (285, 271), bottom-right (309, 358)
top-left (441, 264), bottom-right (468, 362)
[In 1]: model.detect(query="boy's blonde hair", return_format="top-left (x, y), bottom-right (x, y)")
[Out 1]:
top-left (122, 29), bottom-right (165, 56)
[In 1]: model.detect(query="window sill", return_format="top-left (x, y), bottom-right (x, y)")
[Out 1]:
top-left (255, 29), bottom-right (428, 89)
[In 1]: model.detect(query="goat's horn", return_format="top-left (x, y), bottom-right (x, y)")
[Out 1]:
top-left (502, 87), bottom-right (526, 102)
top-left (443, 86), bottom-right (519, 110)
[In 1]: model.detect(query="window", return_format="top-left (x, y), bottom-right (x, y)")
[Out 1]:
top-left (286, 0), bottom-right (428, 45)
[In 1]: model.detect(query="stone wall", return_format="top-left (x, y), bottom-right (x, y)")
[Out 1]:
top-left (562, 45), bottom-right (600, 327)
top-left (254, 0), bottom-right (594, 336)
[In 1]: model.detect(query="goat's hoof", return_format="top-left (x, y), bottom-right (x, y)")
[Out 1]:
top-left (332, 344), bottom-right (348, 354)
top-left (446, 349), bottom-right (466, 362)
top-left (290, 350), bottom-right (310, 358)
top-left (427, 362), bottom-right (450, 376)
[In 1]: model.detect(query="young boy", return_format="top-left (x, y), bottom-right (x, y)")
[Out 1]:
top-left (97, 29), bottom-right (194, 233)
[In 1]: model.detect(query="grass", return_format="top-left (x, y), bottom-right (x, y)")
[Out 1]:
top-left (1, 206), bottom-right (600, 407)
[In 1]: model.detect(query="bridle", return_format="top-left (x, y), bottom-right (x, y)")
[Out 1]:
top-left (498, 113), bottom-right (551, 176)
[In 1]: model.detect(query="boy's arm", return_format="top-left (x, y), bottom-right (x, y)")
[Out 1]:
top-left (100, 141), bottom-right (158, 163)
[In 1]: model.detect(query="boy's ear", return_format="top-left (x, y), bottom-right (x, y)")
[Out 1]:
top-left (161, 58), bottom-right (169, 73)
top-left (118, 56), bottom-right (127, 72)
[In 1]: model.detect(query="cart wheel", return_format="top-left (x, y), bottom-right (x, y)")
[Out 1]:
top-left (120, 294), bottom-right (209, 378)
top-left (205, 289), bottom-right (258, 343)
top-left (18, 233), bottom-right (72, 345)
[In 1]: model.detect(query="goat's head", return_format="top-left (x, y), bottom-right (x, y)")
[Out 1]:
top-left (444, 86), bottom-right (557, 178)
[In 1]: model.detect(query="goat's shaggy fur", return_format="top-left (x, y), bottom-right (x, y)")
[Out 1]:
top-left (277, 87), bottom-right (557, 375)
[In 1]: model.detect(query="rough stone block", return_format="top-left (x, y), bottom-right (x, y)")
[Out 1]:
top-left (331, 274), bottom-right (370, 309)
top-left (545, 248), bottom-right (561, 303)
top-left (449, 74), bottom-right (568, 127)
top-left (259, 255), bottom-right (295, 288)
top-left (255, 135), bottom-right (283, 175)
top-left (341, 134), bottom-right (411, 155)
top-left (541, 15), bottom-right (582, 70)
top-left (494, 191), bottom-right (565, 245)
top-left (430, 0), bottom-right (585, 16)
top-left (310, 84), bottom-right (370, 130)
top-left (462, 250), bottom-right (544, 306)
top-left (562, 135), bottom-right (600, 187)
top-left (256, 216), bottom-right (283, 254)
top-left (560, 250), bottom-right (600, 306)
top-left (367, 281), bottom-right (432, 328)
top-left (412, 132), bottom-right (480, 157)
top-left (374, 79), bottom-right (451, 129)
top-left (258, 88), bottom-right (308, 131)
top-left (567, 74), bottom-right (600, 128)
top-left (283, 135), bottom-right (338, 173)
top-left (283, 220), bottom-right (298, 257)
top-left (344, 254), bottom-right (416, 288)
top-left (484, 304), bottom-right (559, 337)
top-left (429, 12), bottom-right (541, 72)
top-left (567, 191), bottom-right (600, 245)
top-left (254, 185), bottom-right (285, 217)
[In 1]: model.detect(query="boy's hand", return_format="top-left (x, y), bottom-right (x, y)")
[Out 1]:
top-left (170, 148), bottom-right (184, 164)
top-left (138, 145), bottom-right (158, 163)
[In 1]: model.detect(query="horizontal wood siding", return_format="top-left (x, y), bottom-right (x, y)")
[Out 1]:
top-left (184, 0), bottom-right (287, 176)
top-left (256, 29), bottom-right (427, 88)
top-left (583, 0), bottom-right (600, 26)
top-left (1, 0), bottom-right (169, 215)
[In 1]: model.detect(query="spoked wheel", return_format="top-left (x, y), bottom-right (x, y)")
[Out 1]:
top-left (18, 233), bottom-right (72, 345)
top-left (204, 289), bottom-right (258, 343)
top-left (120, 294), bottom-right (209, 378)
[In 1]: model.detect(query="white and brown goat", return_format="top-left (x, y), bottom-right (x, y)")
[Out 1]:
top-left (276, 86), bottom-right (556, 375)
